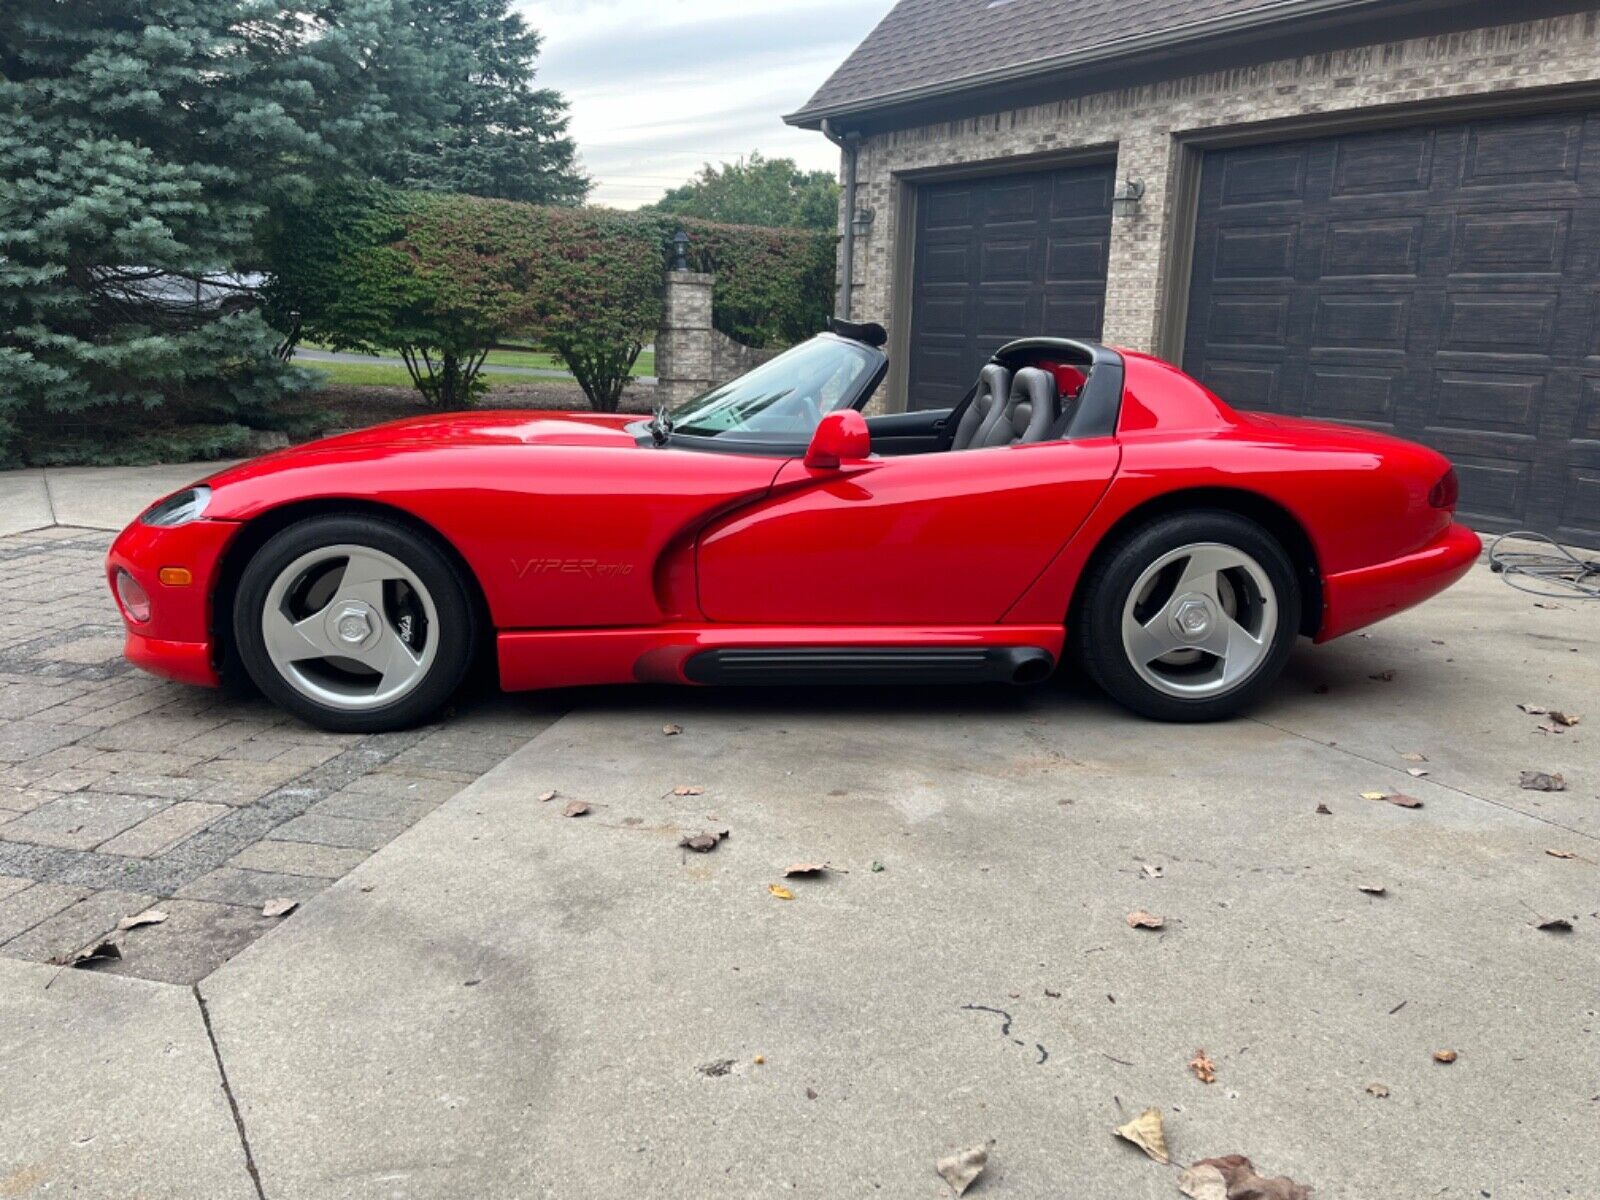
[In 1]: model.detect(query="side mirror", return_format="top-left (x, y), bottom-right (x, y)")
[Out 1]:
top-left (803, 409), bottom-right (871, 470)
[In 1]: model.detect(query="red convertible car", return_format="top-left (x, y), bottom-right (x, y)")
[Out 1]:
top-left (108, 322), bottom-right (1479, 732)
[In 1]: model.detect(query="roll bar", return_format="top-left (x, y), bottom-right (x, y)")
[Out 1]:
top-left (991, 338), bottom-right (1124, 440)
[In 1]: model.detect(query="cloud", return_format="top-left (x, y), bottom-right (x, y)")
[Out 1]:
top-left (518, 0), bottom-right (891, 207)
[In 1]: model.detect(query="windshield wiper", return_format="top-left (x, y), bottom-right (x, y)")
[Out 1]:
top-left (647, 402), bottom-right (673, 446)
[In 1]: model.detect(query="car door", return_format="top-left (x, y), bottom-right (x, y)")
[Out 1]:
top-left (695, 438), bottom-right (1121, 626)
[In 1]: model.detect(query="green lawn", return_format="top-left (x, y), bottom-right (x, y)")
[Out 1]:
top-left (302, 361), bottom-right (550, 391)
top-left (299, 344), bottom-right (655, 378)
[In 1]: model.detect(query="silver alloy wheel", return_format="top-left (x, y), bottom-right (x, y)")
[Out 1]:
top-left (260, 544), bottom-right (439, 712)
top-left (1120, 542), bottom-right (1277, 699)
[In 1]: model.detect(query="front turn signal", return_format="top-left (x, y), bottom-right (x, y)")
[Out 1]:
top-left (158, 567), bottom-right (193, 587)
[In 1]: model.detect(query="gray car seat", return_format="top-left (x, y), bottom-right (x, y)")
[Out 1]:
top-left (950, 364), bottom-right (1011, 450)
top-left (977, 367), bottom-right (1059, 447)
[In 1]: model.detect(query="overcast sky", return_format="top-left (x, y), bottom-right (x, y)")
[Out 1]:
top-left (519, 0), bottom-right (893, 208)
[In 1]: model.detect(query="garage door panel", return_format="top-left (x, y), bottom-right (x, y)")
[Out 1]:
top-left (1331, 128), bottom-right (1436, 196)
top-left (1440, 293), bottom-right (1558, 353)
top-left (1575, 376), bottom-right (1600, 441)
top-left (1556, 458), bottom-right (1600, 540)
top-left (1214, 224), bottom-right (1300, 279)
top-left (1306, 365), bottom-right (1401, 426)
top-left (1185, 105), bottom-right (1600, 546)
top-left (979, 239), bottom-right (1036, 285)
top-left (1197, 360), bottom-right (1285, 411)
top-left (1311, 294), bottom-right (1411, 351)
top-left (1448, 210), bottom-right (1572, 275)
top-left (1427, 369), bottom-right (1546, 437)
top-left (1052, 172), bottom-right (1114, 216)
top-left (908, 163), bottom-right (1113, 410)
top-left (1219, 146), bottom-right (1309, 205)
top-left (1461, 114), bottom-right (1586, 188)
top-left (1322, 218), bottom-right (1423, 278)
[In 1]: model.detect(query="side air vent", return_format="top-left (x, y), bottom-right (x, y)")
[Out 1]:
top-left (683, 646), bottom-right (1054, 687)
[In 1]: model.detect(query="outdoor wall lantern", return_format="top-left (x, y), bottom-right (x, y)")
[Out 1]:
top-left (851, 207), bottom-right (876, 238)
top-left (671, 229), bottom-right (690, 271)
top-left (1111, 178), bottom-right (1146, 217)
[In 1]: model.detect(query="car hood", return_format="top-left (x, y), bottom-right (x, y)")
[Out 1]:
top-left (294, 410), bottom-right (644, 452)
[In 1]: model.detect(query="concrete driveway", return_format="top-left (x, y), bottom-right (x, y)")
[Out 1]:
top-left (0, 483), bottom-right (1593, 1198)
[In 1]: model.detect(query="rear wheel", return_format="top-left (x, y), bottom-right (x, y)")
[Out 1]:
top-left (1073, 511), bottom-right (1300, 721)
top-left (233, 515), bottom-right (478, 732)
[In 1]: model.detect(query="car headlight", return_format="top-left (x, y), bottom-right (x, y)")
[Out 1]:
top-left (141, 486), bottom-right (211, 527)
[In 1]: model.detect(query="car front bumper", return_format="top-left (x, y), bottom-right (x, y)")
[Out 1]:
top-left (106, 518), bottom-right (242, 688)
top-left (1316, 521), bottom-right (1481, 643)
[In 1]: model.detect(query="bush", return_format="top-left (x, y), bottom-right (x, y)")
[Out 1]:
top-left (266, 188), bottom-right (836, 411)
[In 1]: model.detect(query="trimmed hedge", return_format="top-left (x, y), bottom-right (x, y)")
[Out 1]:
top-left (265, 187), bottom-right (834, 411)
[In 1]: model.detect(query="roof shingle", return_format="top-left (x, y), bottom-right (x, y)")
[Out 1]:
top-left (789, 0), bottom-right (1373, 122)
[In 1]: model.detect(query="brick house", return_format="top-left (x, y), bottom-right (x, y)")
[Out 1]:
top-left (786, 0), bottom-right (1600, 547)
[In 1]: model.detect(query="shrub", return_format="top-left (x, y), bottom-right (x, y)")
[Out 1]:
top-left (266, 188), bottom-right (835, 411)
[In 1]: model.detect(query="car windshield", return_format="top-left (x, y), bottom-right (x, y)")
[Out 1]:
top-left (668, 336), bottom-right (878, 442)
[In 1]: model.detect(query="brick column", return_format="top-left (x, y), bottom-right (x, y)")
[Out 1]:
top-left (1100, 129), bottom-right (1176, 356)
top-left (655, 270), bottom-right (715, 406)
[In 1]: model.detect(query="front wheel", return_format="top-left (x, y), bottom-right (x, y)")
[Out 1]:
top-left (233, 515), bottom-right (479, 732)
top-left (1072, 511), bottom-right (1300, 722)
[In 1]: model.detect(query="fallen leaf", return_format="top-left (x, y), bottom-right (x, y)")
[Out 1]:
top-left (662, 723), bottom-right (683, 736)
top-left (672, 785), bottom-right (705, 797)
top-left (117, 908), bottom-right (168, 931)
top-left (1365, 791), bottom-right (1423, 808)
top-left (1141, 863), bottom-right (1165, 879)
top-left (1369, 670), bottom-right (1395, 682)
top-left (1546, 849), bottom-right (1577, 860)
top-left (870, 860), bottom-right (885, 873)
top-left (1406, 768), bottom-right (1430, 778)
top-left (537, 790), bottom-right (558, 803)
top-left (1189, 1155), bottom-right (1313, 1200)
top-left (1188, 1048), bottom-right (1217, 1084)
top-left (1178, 1164), bottom-right (1228, 1200)
top-left (753, 1055), bottom-right (765, 1065)
top-left (678, 829), bottom-right (729, 853)
top-left (1519, 771), bottom-right (1566, 792)
top-left (1518, 703), bottom-right (1550, 715)
top-left (1433, 1049), bottom-right (1457, 1064)
top-left (1399, 751), bottom-right (1429, 763)
top-left (1366, 1082), bottom-right (1390, 1098)
top-left (262, 898), bottom-right (298, 918)
top-left (783, 862), bottom-right (830, 878)
top-left (562, 800), bottom-right (592, 817)
top-left (805, 1087), bottom-right (818, 1100)
top-left (1314, 803), bottom-right (1332, 815)
top-left (1126, 910), bottom-right (1165, 930)
top-left (1357, 883), bottom-right (1387, 896)
top-left (935, 1144), bottom-right (989, 1196)
top-left (1550, 711), bottom-right (1580, 727)
top-left (1113, 1107), bottom-right (1169, 1164)
top-left (696, 1059), bottom-right (735, 1077)
top-left (1534, 915), bottom-right (1574, 932)
top-left (768, 884), bottom-right (795, 901)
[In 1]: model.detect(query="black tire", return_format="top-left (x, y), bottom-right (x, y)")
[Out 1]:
top-left (1072, 510), bottom-right (1300, 722)
top-left (233, 514), bottom-right (479, 733)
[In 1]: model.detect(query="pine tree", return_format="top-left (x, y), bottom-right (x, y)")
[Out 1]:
top-left (392, 0), bottom-right (589, 205)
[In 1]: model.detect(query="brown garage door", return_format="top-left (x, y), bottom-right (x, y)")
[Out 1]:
top-left (906, 163), bottom-right (1114, 410)
top-left (1183, 109), bottom-right (1600, 549)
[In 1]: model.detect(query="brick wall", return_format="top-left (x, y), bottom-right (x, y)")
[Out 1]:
top-left (835, 11), bottom-right (1600, 407)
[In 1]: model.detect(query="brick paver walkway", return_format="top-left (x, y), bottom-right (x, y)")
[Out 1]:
top-left (0, 527), bottom-right (548, 983)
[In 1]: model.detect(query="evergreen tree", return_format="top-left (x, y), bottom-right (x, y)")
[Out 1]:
top-left (0, 0), bottom-right (442, 461)
top-left (645, 153), bottom-right (840, 232)
top-left (392, 0), bottom-right (589, 205)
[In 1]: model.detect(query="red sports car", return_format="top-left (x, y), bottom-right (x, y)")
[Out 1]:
top-left (108, 322), bottom-right (1479, 732)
